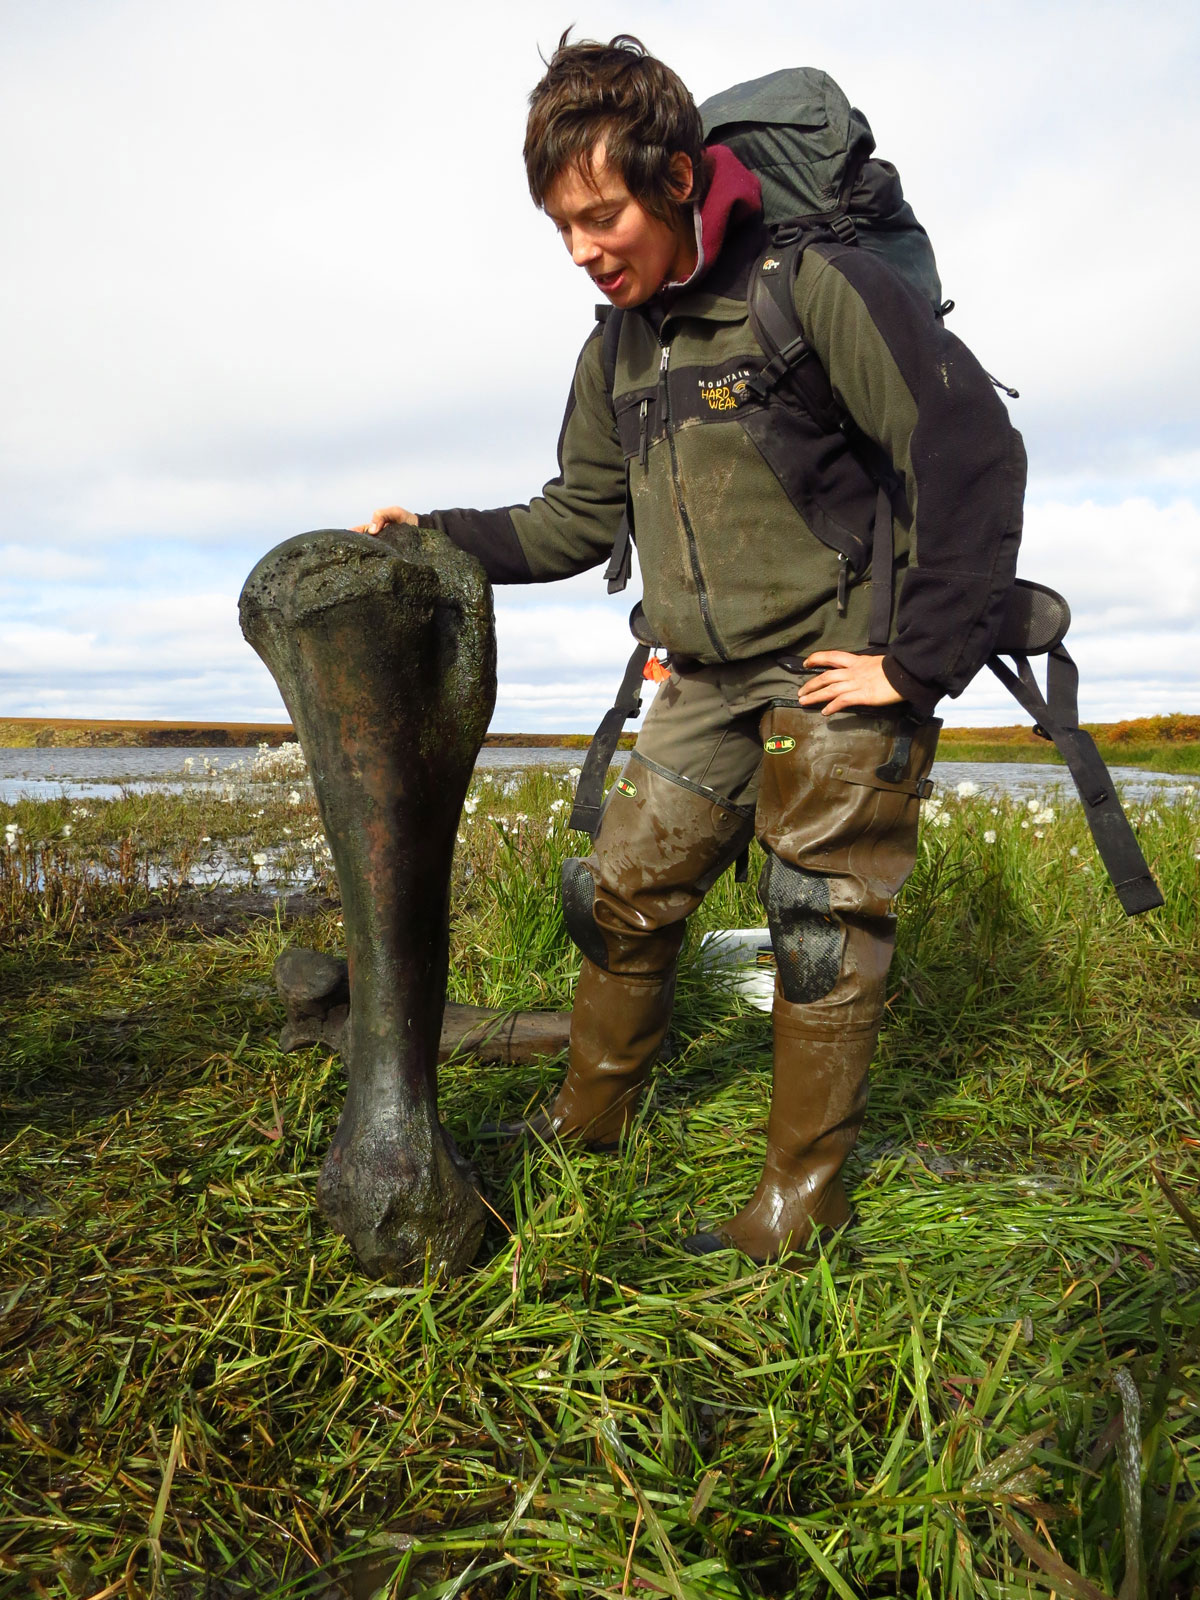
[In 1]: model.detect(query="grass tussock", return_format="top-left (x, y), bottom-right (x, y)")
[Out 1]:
top-left (0, 721), bottom-right (297, 751)
top-left (1, 755), bottom-right (1198, 1598)
top-left (936, 722), bottom-right (1200, 775)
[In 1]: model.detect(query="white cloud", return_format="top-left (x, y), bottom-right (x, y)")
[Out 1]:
top-left (1018, 497), bottom-right (1200, 631)
top-left (1, 0), bottom-right (1197, 727)
top-left (0, 591), bottom-right (245, 674)
top-left (0, 546), bottom-right (103, 582)
top-left (4, 501), bottom-right (1197, 730)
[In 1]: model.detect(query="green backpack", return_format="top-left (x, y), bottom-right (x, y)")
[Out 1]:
top-left (699, 66), bottom-right (945, 315)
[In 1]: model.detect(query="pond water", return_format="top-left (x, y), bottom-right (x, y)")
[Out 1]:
top-left (0, 745), bottom-right (585, 805)
top-left (0, 744), bottom-right (1192, 807)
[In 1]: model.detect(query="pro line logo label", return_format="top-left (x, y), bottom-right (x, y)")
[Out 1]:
top-left (764, 736), bottom-right (796, 754)
top-left (616, 777), bottom-right (638, 797)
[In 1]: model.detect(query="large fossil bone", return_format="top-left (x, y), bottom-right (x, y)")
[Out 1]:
top-left (273, 945), bottom-right (572, 1063)
top-left (239, 527), bottom-right (495, 1278)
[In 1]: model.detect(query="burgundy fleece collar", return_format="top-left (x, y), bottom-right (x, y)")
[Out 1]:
top-left (663, 144), bottom-right (762, 294)
top-left (696, 144), bottom-right (763, 276)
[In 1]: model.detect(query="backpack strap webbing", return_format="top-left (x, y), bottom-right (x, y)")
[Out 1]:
top-left (568, 636), bottom-right (649, 837)
top-left (600, 304), bottom-right (624, 394)
top-left (599, 308), bottom-right (634, 595)
top-left (986, 643), bottom-right (1163, 917)
top-left (745, 236), bottom-right (844, 431)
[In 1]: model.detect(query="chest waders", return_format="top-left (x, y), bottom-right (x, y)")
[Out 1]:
top-left (552, 656), bottom-right (943, 1261)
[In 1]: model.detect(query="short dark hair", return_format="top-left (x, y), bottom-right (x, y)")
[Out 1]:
top-left (524, 32), bottom-right (705, 222)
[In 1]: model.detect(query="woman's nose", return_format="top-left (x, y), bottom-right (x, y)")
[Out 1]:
top-left (570, 231), bottom-right (601, 266)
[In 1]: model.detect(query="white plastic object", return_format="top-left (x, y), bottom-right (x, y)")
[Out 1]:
top-left (698, 927), bottom-right (776, 1012)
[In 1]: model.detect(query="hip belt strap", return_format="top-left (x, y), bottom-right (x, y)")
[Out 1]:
top-left (986, 643), bottom-right (1163, 916)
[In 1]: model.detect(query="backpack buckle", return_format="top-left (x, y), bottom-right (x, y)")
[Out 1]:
top-left (829, 213), bottom-right (857, 245)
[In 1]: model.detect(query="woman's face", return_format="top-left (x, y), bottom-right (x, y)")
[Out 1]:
top-left (544, 143), bottom-right (696, 309)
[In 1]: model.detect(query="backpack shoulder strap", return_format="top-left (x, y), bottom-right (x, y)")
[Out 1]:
top-left (745, 235), bottom-right (844, 433)
top-left (597, 305), bottom-right (634, 594)
top-left (748, 231), bottom-right (896, 644)
top-left (600, 305), bottom-right (624, 406)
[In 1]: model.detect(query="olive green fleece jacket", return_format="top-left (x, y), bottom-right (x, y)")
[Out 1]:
top-left (426, 217), bottom-right (1026, 715)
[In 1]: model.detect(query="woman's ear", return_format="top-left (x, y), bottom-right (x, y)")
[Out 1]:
top-left (668, 152), bottom-right (695, 202)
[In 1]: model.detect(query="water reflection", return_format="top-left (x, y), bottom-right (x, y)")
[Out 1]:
top-left (0, 745), bottom-right (586, 804)
top-left (0, 744), bottom-right (1194, 807)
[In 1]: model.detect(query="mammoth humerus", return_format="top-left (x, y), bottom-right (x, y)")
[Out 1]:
top-left (239, 527), bottom-right (495, 1278)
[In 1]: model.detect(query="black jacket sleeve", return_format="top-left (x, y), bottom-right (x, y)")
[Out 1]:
top-left (798, 245), bottom-right (1027, 713)
top-left (418, 506), bottom-right (533, 584)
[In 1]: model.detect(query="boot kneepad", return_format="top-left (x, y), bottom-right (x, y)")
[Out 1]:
top-left (561, 856), bottom-right (610, 971)
top-left (759, 853), bottom-right (845, 1003)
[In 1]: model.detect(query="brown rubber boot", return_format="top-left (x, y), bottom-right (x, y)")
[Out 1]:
top-left (683, 996), bottom-right (875, 1261)
top-left (485, 755), bottom-right (751, 1149)
top-left (682, 704), bottom-right (939, 1261)
top-left (519, 956), bottom-right (677, 1147)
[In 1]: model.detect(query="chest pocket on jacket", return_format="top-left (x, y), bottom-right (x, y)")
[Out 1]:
top-left (613, 388), bottom-right (657, 465)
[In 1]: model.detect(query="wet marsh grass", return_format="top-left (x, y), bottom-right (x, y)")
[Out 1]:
top-left (1, 760), bottom-right (1199, 1597)
top-left (931, 739), bottom-right (1200, 776)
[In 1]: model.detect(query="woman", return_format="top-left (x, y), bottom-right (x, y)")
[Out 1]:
top-left (355, 33), bottom-right (1025, 1261)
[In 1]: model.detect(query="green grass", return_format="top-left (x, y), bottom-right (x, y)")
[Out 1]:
top-left (1, 760), bottom-right (1198, 1598)
top-left (932, 739), bottom-right (1200, 775)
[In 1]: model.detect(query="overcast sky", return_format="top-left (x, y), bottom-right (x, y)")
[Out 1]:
top-left (2, 0), bottom-right (1197, 730)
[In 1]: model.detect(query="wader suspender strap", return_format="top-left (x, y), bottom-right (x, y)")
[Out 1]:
top-left (568, 308), bottom-right (644, 841)
top-left (568, 637), bottom-right (650, 837)
top-left (747, 235), bottom-right (895, 645)
top-left (568, 631), bottom-right (753, 886)
top-left (986, 645), bottom-right (1164, 916)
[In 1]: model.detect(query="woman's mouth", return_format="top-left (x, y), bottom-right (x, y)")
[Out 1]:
top-left (593, 268), bottom-right (626, 293)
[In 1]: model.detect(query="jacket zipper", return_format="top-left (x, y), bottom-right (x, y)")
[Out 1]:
top-left (837, 554), bottom-right (850, 617)
top-left (659, 340), bottom-right (728, 661)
